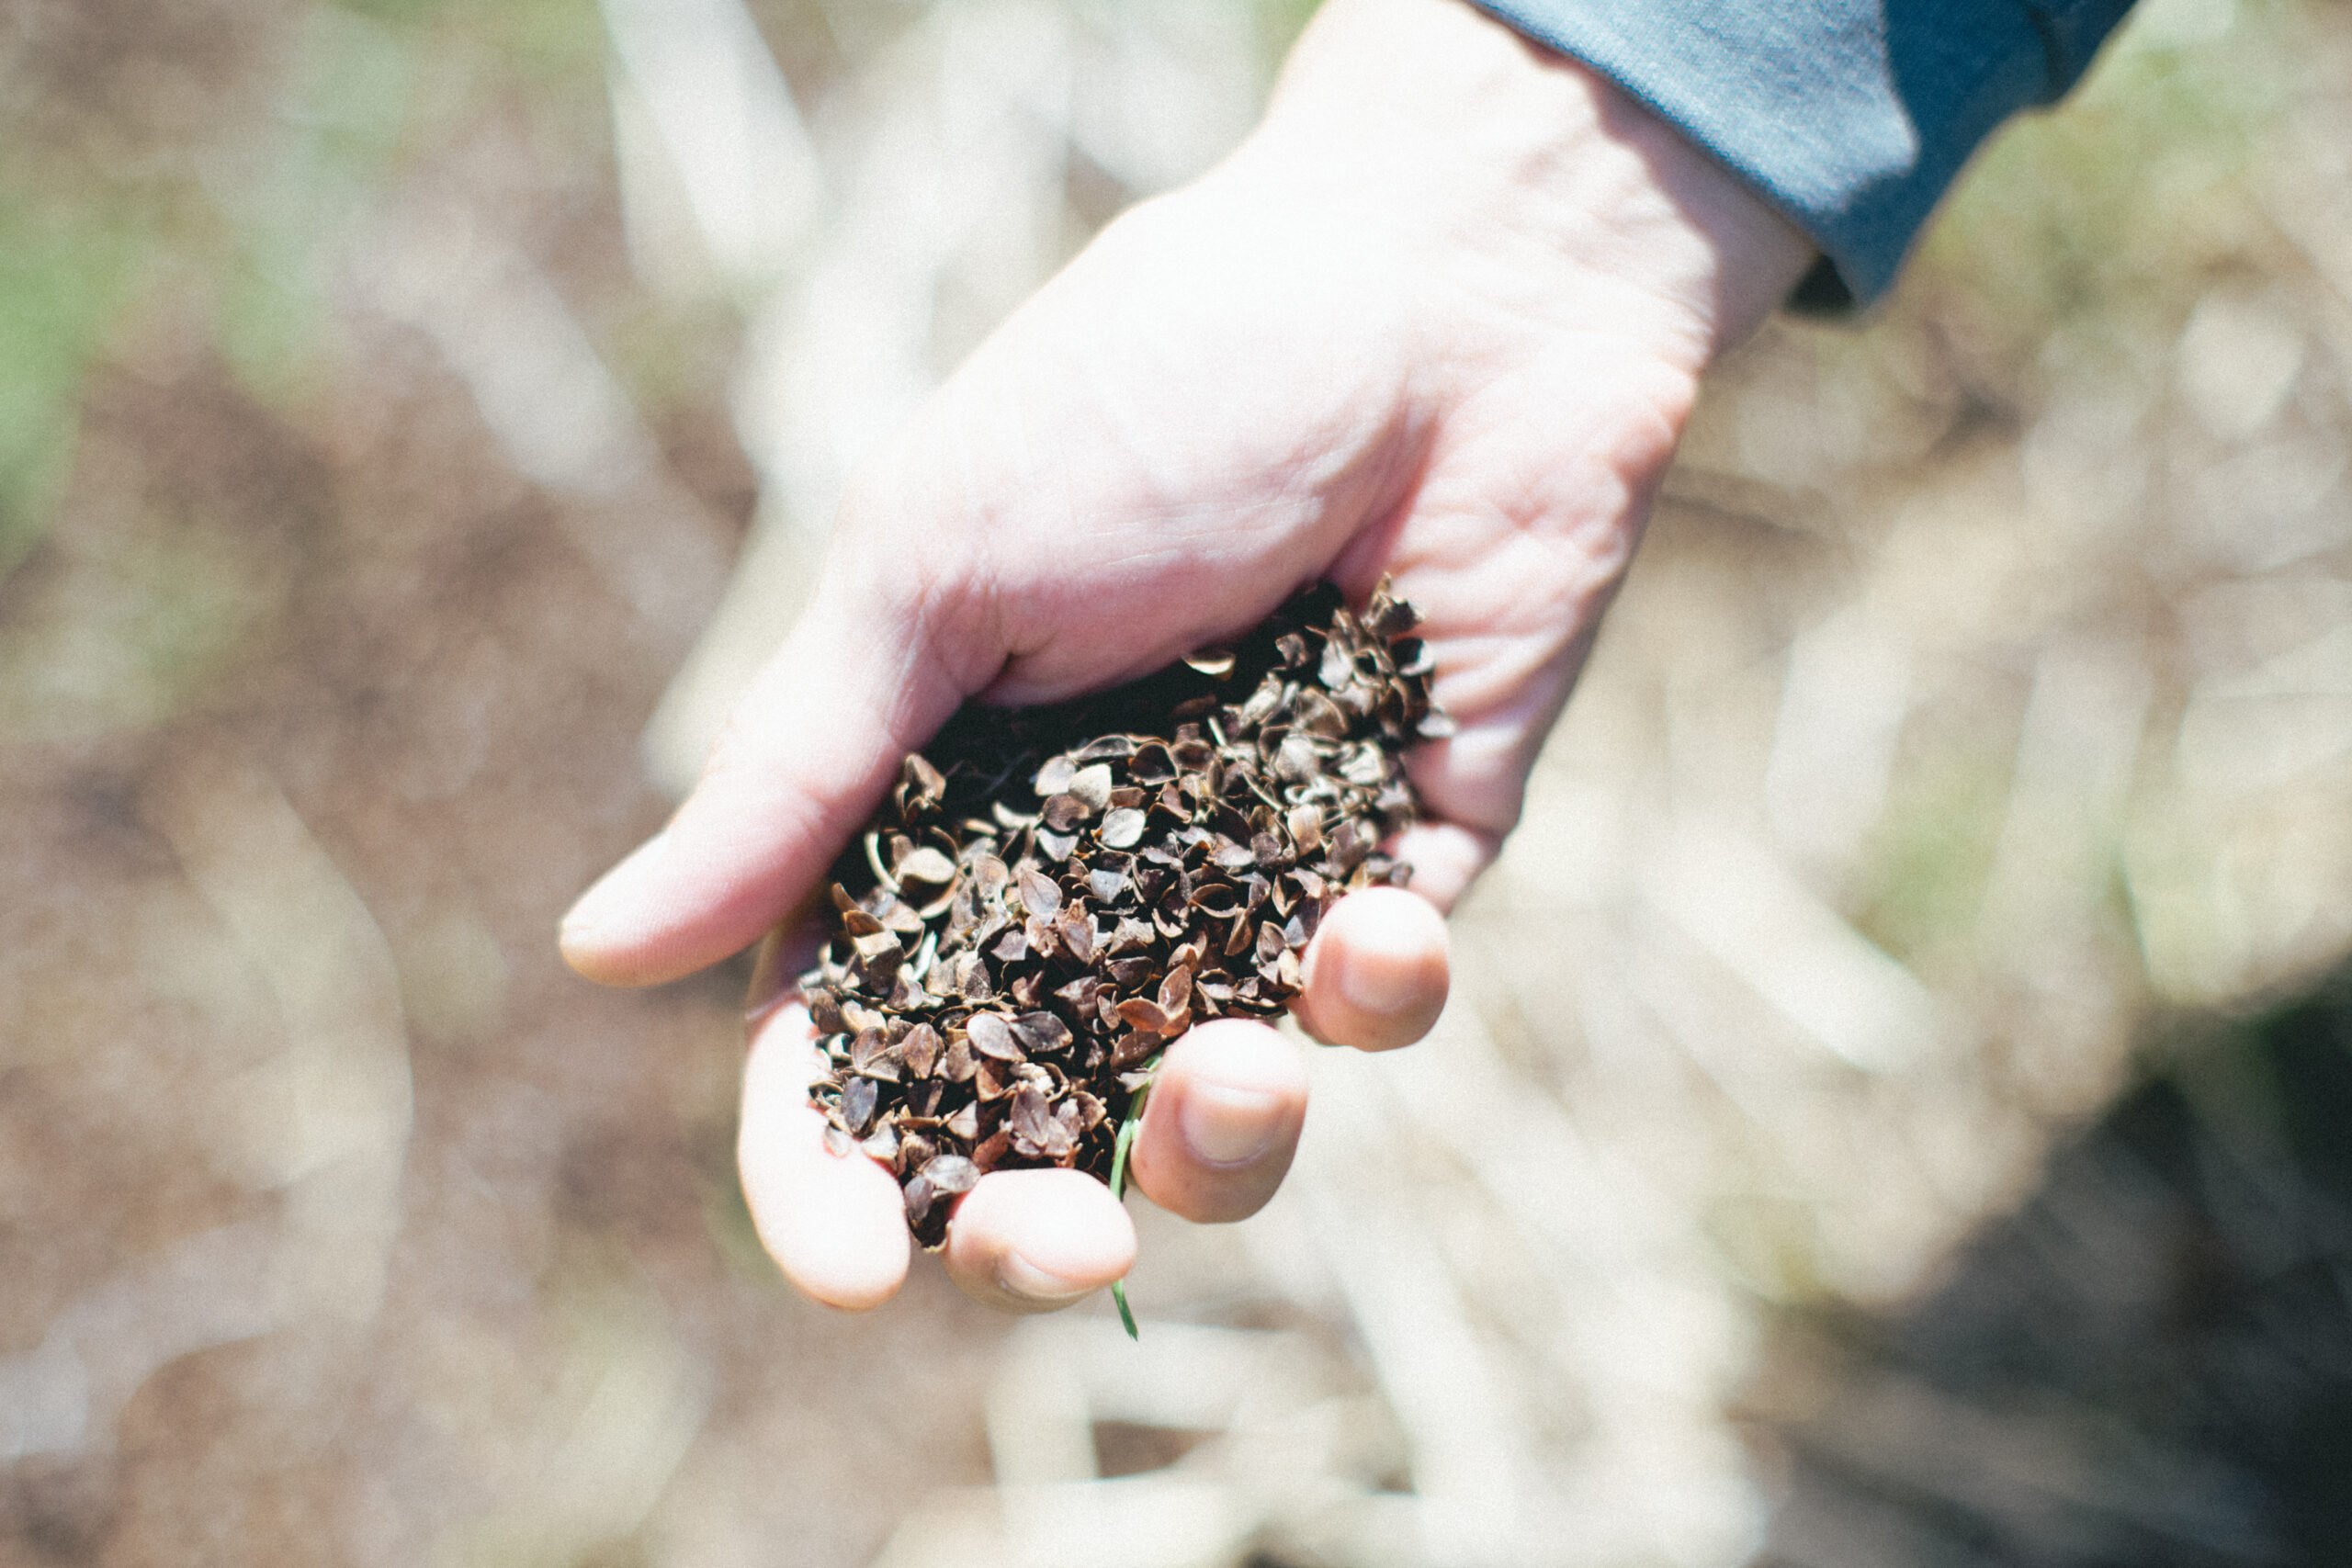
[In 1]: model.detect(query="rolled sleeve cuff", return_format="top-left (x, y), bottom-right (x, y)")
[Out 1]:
top-left (1470, 0), bottom-right (2136, 303)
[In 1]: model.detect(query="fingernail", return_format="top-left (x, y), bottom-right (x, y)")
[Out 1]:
top-left (560, 831), bottom-right (668, 950)
top-left (1337, 945), bottom-right (1419, 1017)
top-left (1179, 1081), bottom-right (1282, 1167)
top-left (998, 1249), bottom-right (1095, 1304)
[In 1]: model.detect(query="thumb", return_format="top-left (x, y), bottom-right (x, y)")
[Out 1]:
top-left (560, 569), bottom-right (981, 987)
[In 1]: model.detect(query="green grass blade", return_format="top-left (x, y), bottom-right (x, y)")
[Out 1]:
top-left (1113, 1280), bottom-right (1138, 1339)
top-left (1106, 1065), bottom-right (1157, 1340)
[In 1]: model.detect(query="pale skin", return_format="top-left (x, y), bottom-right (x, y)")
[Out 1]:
top-left (561, 0), bottom-right (1816, 1312)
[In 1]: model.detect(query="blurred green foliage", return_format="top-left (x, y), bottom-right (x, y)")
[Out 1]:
top-left (1852, 752), bottom-right (2014, 974)
top-left (0, 197), bottom-right (141, 579)
top-left (1913, 0), bottom-right (2289, 368)
top-left (0, 0), bottom-right (613, 585)
top-left (217, 6), bottom-right (416, 398)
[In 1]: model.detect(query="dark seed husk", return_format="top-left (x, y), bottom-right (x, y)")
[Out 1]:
top-left (806, 579), bottom-right (1442, 1248)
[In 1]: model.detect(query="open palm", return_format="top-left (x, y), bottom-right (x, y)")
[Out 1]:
top-left (562, 0), bottom-right (1813, 1312)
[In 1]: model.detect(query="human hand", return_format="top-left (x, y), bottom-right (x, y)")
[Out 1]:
top-left (562, 0), bottom-right (1815, 1311)
top-left (735, 883), bottom-right (1450, 1311)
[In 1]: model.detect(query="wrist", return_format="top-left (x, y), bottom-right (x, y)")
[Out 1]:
top-left (1227, 0), bottom-right (1815, 370)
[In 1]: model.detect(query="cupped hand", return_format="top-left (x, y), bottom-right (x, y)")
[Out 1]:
top-left (738, 886), bottom-right (1448, 1311)
top-left (564, 0), bottom-right (1815, 1312)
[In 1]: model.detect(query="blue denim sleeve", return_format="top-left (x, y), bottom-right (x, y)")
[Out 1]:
top-left (1469, 1), bottom-right (2138, 303)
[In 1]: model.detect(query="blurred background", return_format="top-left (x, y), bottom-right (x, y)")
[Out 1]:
top-left (5, 0), bottom-right (2352, 1562)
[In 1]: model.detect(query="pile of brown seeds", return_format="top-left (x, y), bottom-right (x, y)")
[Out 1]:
top-left (805, 580), bottom-right (1448, 1247)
